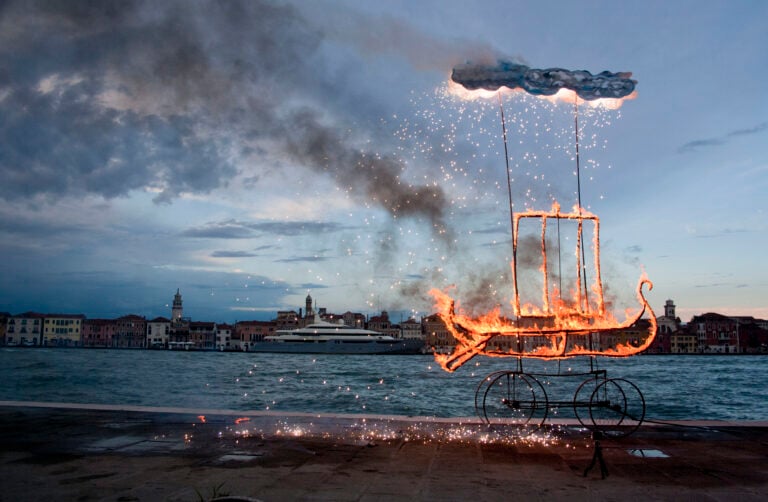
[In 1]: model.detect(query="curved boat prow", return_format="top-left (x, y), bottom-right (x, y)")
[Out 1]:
top-left (432, 275), bottom-right (657, 370)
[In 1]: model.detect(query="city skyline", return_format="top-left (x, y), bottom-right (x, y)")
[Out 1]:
top-left (1, 0), bottom-right (766, 324)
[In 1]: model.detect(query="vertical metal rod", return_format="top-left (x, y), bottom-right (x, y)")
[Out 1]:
top-left (574, 99), bottom-right (596, 366)
top-left (498, 93), bottom-right (520, 317)
top-left (573, 98), bottom-right (590, 313)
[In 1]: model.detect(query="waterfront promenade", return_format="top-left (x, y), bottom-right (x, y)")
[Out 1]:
top-left (1, 402), bottom-right (767, 501)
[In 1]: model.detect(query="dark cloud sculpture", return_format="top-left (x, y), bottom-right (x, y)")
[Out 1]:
top-left (452, 60), bottom-right (636, 100)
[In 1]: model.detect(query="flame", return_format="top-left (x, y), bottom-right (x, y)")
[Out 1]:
top-left (446, 77), bottom-right (637, 109)
top-left (540, 88), bottom-right (638, 110)
top-left (430, 203), bottom-right (657, 372)
top-left (234, 417), bottom-right (251, 424)
top-left (197, 415), bottom-right (206, 423)
top-left (445, 78), bottom-right (515, 101)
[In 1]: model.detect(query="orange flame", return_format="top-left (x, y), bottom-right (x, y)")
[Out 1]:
top-left (197, 415), bottom-right (206, 423)
top-left (446, 78), bottom-right (637, 109)
top-left (430, 203), bottom-right (657, 372)
top-left (234, 417), bottom-right (251, 424)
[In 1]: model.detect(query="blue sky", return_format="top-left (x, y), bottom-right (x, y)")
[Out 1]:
top-left (0, 0), bottom-right (765, 323)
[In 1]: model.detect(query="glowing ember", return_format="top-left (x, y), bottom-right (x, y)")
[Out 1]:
top-left (430, 202), bottom-right (657, 372)
top-left (197, 415), bottom-right (206, 423)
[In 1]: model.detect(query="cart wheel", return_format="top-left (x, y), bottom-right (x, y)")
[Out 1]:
top-left (587, 378), bottom-right (645, 438)
top-left (573, 375), bottom-right (606, 429)
top-left (474, 371), bottom-right (509, 420)
top-left (482, 372), bottom-right (549, 427)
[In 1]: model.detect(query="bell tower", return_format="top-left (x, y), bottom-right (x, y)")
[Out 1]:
top-left (172, 289), bottom-right (183, 322)
top-left (664, 299), bottom-right (675, 318)
top-left (305, 293), bottom-right (313, 319)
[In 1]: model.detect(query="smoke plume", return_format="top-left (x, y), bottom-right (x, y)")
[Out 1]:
top-left (0, 0), bottom-right (453, 236)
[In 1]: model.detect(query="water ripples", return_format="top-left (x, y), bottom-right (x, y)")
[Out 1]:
top-left (1, 348), bottom-right (766, 420)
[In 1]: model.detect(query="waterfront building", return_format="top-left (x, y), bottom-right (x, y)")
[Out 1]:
top-left (235, 320), bottom-right (276, 351)
top-left (189, 321), bottom-right (216, 350)
top-left (400, 318), bottom-right (424, 341)
top-left (5, 312), bottom-right (45, 346)
top-left (216, 323), bottom-right (234, 351)
top-left (341, 311), bottom-right (366, 329)
top-left (731, 319), bottom-right (768, 353)
top-left (691, 313), bottom-right (739, 353)
top-left (146, 317), bottom-right (171, 349)
top-left (275, 310), bottom-right (300, 330)
top-left (669, 326), bottom-right (697, 353)
top-left (42, 314), bottom-right (85, 347)
top-left (367, 311), bottom-right (401, 338)
top-left (0, 312), bottom-right (9, 345)
top-left (82, 319), bottom-right (117, 348)
top-left (113, 315), bottom-right (147, 349)
top-left (422, 314), bottom-right (453, 353)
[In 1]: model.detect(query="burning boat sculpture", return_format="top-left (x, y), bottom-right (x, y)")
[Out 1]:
top-left (431, 202), bottom-right (657, 373)
top-left (430, 203), bottom-right (657, 437)
top-left (432, 61), bottom-right (657, 436)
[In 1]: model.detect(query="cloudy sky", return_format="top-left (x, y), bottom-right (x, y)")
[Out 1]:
top-left (0, 0), bottom-right (765, 324)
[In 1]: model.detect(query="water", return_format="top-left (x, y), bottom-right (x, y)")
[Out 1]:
top-left (1, 348), bottom-right (767, 421)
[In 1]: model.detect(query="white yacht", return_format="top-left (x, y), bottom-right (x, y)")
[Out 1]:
top-left (250, 318), bottom-right (423, 354)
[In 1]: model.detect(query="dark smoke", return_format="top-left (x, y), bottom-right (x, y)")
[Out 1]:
top-left (282, 107), bottom-right (448, 234)
top-left (452, 60), bottom-right (636, 100)
top-left (0, 0), bottom-right (450, 236)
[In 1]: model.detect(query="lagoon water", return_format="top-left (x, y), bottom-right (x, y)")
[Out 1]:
top-left (2, 348), bottom-right (766, 421)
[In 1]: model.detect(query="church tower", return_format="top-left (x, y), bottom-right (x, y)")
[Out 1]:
top-left (172, 289), bottom-right (183, 322)
top-left (305, 293), bottom-right (313, 319)
top-left (664, 299), bottom-right (676, 319)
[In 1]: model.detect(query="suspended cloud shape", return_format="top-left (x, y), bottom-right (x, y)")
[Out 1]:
top-left (451, 60), bottom-right (636, 100)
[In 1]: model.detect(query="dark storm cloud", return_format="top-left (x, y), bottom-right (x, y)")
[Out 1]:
top-left (679, 122), bottom-right (768, 153)
top-left (248, 220), bottom-right (349, 236)
top-left (0, 0), bottom-right (451, 235)
top-left (692, 228), bottom-right (749, 239)
top-left (678, 139), bottom-right (724, 153)
top-left (210, 250), bottom-right (258, 258)
top-left (275, 256), bottom-right (333, 263)
top-left (181, 223), bottom-right (254, 239)
top-left (728, 122), bottom-right (768, 137)
top-left (181, 219), bottom-right (349, 239)
top-left (451, 60), bottom-right (636, 100)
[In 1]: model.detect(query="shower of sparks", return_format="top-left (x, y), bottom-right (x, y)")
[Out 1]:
top-left (418, 69), bottom-right (656, 372)
top-left (382, 80), bottom-right (626, 311)
top-left (201, 416), bottom-right (573, 447)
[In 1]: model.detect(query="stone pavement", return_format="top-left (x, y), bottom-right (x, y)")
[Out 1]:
top-left (1, 401), bottom-right (768, 501)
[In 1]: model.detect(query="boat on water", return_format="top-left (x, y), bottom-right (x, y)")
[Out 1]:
top-left (249, 319), bottom-right (424, 355)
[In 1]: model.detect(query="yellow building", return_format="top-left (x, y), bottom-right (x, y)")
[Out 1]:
top-left (423, 314), bottom-right (454, 353)
top-left (43, 314), bottom-right (85, 347)
top-left (670, 331), bottom-right (698, 353)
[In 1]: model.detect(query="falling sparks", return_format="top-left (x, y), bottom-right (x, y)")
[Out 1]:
top-left (202, 416), bottom-right (568, 448)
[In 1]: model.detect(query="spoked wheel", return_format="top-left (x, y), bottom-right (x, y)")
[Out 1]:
top-left (482, 372), bottom-right (549, 428)
top-left (587, 378), bottom-right (645, 438)
top-left (573, 375), bottom-right (604, 429)
top-left (474, 371), bottom-right (509, 420)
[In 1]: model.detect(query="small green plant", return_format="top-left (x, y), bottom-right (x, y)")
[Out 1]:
top-left (194, 482), bottom-right (229, 501)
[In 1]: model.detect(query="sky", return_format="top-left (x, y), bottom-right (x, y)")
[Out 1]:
top-left (0, 0), bottom-right (766, 324)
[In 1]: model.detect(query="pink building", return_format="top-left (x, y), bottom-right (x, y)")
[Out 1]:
top-left (113, 315), bottom-right (147, 349)
top-left (235, 320), bottom-right (276, 350)
top-left (82, 319), bottom-right (116, 348)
